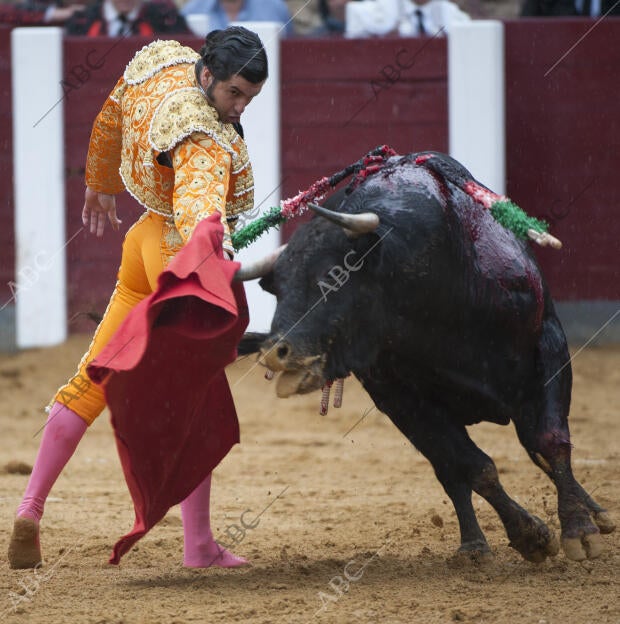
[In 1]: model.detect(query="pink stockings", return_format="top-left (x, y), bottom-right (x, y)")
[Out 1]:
top-left (17, 401), bottom-right (88, 522)
top-left (9, 402), bottom-right (86, 568)
top-left (181, 474), bottom-right (247, 568)
top-left (10, 401), bottom-right (247, 569)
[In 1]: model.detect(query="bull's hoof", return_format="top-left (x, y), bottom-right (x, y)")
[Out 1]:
top-left (561, 531), bottom-right (604, 561)
top-left (593, 511), bottom-right (616, 535)
top-left (509, 517), bottom-right (559, 563)
top-left (453, 540), bottom-right (493, 565)
top-left (8, 517), bottom-right (42, 569)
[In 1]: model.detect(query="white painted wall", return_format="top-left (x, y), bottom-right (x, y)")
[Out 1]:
top-left (231, 21), bottom-right (282, 332)
top-left (448, 21), bottom-right (505, 195)
top-left (12, 28), bottom-right (67, 348)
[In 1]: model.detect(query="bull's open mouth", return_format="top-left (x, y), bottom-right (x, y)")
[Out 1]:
top-left (258, 345), bottom-right (327, 397)
top-left (275, 368), bottom-right (325, 398)
top-left (258, 339), bottom-right (327, 398)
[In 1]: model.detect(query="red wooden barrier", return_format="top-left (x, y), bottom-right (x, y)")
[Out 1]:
top-left (279, 36), bottom-right (448, 240)
top-left (505, 20), bottom-right (620, 301)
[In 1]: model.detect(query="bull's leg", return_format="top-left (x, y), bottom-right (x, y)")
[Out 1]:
top-left (468, 461), bottom-right (559, 563)
top-left (395, 426), bottom-right (491, 557)
top-left (363, 379), bottom-right (558, 562)
top-left (441, 481), bottom-right (490, 558)
top-left (511, 316), bottom-right (615, 561)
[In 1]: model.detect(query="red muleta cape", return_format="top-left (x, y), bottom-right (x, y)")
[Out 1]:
top-left (87, 215), bottom-right (249, 565)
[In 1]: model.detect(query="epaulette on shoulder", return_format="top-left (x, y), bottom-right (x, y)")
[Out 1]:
top-left (149, 87), bottom-right (237, 155)
top-left (124, 39), bottom-right (199, 86)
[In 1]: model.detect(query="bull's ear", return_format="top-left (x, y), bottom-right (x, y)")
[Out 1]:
top-left (258, 271), bottom-right (276, 295)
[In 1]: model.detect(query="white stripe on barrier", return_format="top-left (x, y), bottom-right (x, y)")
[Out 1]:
top-left (12, 28), bottom-right (67, 348)
top-left (231, 22), bottom-right (282, 332)
top-left (448, 21), bottom-right (505, 195)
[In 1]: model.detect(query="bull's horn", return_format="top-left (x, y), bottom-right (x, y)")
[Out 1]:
top-left (308, 202), bottom-right (380, 235)
top-left (234, 244), bottom-right (287, 281)
top-left (527, 229), bottom-right (562, 250)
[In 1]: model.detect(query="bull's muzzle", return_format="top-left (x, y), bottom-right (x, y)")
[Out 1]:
top-left (258, 338), bottom-right (325, 397)
top-left (260, 338), bottom-right (322, 371)
top-left (259, 340), bottom-right (290, 371)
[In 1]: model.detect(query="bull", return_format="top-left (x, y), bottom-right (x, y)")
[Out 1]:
top-left (236, 151), bottom-right (615, 562)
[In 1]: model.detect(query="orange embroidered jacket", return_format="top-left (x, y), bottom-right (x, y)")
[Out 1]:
top-left (85, 40), bottom-right (254, 256)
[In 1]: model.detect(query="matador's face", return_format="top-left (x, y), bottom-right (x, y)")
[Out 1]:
top-left (200, 67), bottom-right (264, 125)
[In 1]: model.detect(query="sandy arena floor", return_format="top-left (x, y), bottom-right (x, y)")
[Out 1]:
top-left (0, 336), bottom-right (618, 624)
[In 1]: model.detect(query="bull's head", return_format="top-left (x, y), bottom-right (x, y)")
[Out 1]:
top-left (235, 198), bottom-right (383, 397)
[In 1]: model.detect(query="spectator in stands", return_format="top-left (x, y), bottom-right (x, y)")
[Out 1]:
top-left (181, 0), bottom-right (294, 36)
top-left (521, 0), bottom-right (620, 15)
top-left (285, 0), bottom-right (322, 34)
top-left (344, 0), bottom-right (470, 38)
top-left (578, 0), bottom-right (620, 15)
top-left (520, 0), bottom-right (577, 15)
top-left (400, 0), bottom-right (470, 35)
top-left (315, 0), bottom-right (352, 34)
top-left (478, 0), bottom-right (519, 19)
top-left (65, 0), bottom-right (189, 35)
top-left (0, 1), bottom-right (84, 26)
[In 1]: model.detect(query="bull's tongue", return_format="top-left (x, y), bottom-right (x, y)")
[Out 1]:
top-left (276, 369), bottom-right (324, 397)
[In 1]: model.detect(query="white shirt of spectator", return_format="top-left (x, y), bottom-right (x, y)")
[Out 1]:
top-left (400, 1), bottom-right (470, 36)
top-left (345, 0), bottom-right (470, 38)
top-left (574, 0), bottom-right (602, 16)
top-left (103, 0), bottom-right (141, 36)
top-left (345, 0), bottom-right (401, 37)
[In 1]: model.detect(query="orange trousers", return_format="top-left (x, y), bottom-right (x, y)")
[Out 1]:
top-left (52, 212), bottom-right (182, 425)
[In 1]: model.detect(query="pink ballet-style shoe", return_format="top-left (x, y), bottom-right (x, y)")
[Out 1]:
top-left (181, 473), bottom-right (250, 569)
top-left (183, 541), bottom-right (249, 569)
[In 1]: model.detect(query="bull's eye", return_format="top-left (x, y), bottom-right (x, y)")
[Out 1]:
top-left (277, 344), bottom-right (289, 360)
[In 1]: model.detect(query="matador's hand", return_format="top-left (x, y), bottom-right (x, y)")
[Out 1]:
top-left (82, 187), bottom-right (121, 237)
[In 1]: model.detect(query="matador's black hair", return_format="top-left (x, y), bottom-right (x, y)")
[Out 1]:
top-left (199, 26), bottom-right (268, 84)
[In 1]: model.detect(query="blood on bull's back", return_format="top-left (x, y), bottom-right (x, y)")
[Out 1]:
top-left (345, 162), bottom-right (547, 421)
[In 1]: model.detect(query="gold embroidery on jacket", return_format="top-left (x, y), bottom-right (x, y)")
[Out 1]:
top-left (124, 40), bottom-right (199, 85)
top-left (87, 39), bottom-right (256, 251)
